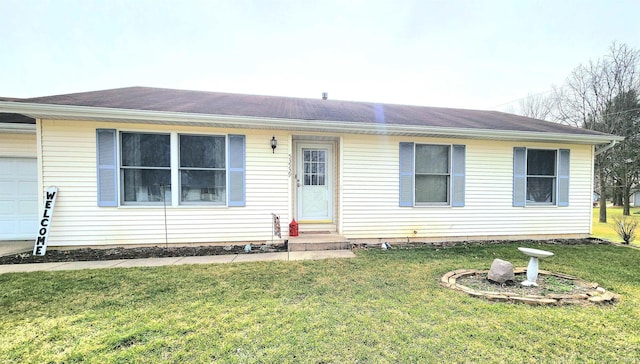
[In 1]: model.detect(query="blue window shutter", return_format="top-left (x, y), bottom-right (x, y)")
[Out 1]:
top-left (513, 147), bottom-right (526, 207)
top-left (399, 142), bottom-right (414, 207)
top-left (451, 145), bottom-right (466, 207)
top-left (228, 135), bottom-right (246, 207)
top-left (557, 149), bottom-right (570, 207)
top-left (96, 129), bottom-right (118, 207)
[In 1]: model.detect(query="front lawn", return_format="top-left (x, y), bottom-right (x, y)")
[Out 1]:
top-left (2, 243), bottom-right (640, 362)
top-left (592, 206), bottom-right (640, 245)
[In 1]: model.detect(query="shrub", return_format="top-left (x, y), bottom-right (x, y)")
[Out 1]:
top-left (612, 216), bottom-right (639, 244)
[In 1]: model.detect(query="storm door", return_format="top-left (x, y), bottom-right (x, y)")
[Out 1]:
top-left (296, 143), bottom-right (333, 222)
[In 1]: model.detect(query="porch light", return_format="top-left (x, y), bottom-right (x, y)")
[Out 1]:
top-left (271, 136), bottom-right (277, 153)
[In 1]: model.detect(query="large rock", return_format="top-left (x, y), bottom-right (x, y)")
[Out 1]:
top-left (487, 259), bottom-right (515, 283)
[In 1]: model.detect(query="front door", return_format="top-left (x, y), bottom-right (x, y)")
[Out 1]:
top-left (296, 143), bottom-right (333, 223)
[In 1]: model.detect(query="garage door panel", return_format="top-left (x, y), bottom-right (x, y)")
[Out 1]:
top-left (0, 157), bottom-right (37, 240)
top-left (0, 159), bottom-right (13, 169)
top-left (17, 160), bottom-right (37, 176)
top-left (0, 220), bottom-right (17, 236)
top-left (18, 219), bottom-right (37, 234)
top-left (0, 200), bottom-right (15, 214)
top-left (0, 181), bottom-right (17, 194)
top-left (18, 181), bottom-right (38, 196)
top-left (19, 200), bottom-right (38, 214)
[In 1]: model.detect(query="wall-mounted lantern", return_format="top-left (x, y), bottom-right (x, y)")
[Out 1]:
top-left (271, 136), bottom-right (277, 153)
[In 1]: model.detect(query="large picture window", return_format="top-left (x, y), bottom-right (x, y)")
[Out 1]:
top-left (179, 134), bottom-right (226, 204)
top-left (121, 132), bottom-right (171, 204)
top-left (97, 130), bottom-right (245, 207)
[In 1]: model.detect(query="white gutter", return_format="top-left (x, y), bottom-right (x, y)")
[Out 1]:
top-left (594, 139), bottom-right (619, 156)
top-left (0, 101), bottom-right (623, 144)
top-left (0, 122), bottom-right (36, 134)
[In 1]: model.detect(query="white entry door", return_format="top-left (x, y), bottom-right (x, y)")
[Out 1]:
top-left (0, 158), bottom-right (38, 240)
top-left (296, 143), bottom-right (333, 223)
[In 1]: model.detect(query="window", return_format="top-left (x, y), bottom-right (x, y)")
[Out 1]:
top-left (121, 132), bottom-right (171, 204)
top-left (180, 135), bottom-right (226, 204)
top-left (303, 149), bottom-right (326, 186)
top-left (399, 143), bottom-right (465, 207)
top-left (96, 129), bottom-right (245, 207)
top-left (415, 144), bottom-right (450, 204)
top-left (513, 147), bottom-right (570, 207)
top-left (526, 149), bottom-right (556, 203)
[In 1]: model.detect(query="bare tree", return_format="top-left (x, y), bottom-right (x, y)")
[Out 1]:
top-left (517, 92), bottom-right (555, 120)
top-left (553, 42), bottom-right (640, 221)
top-left (604, 90), bottom-right (640, 215)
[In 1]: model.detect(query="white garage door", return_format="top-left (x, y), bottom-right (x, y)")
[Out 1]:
top-left (0, 158), bottom-right (38, 240)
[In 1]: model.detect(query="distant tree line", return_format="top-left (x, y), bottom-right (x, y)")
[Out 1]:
top-left (514, 42), bottom-right (640, 221)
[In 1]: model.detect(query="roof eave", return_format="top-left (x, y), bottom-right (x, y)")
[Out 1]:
top-left (0, 102), bottom-right (622, 144)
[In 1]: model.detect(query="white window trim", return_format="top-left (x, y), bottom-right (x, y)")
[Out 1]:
top-left (414, 143), bottom-right (452, 207)
top-left (119, 131), bottom-right (172, 207)
top-left (525, 148), bottom-right (558, 207)
top-left (118, 130), bottom-right (230, 208)
top-left (177, 133), bottom-right (227, 206)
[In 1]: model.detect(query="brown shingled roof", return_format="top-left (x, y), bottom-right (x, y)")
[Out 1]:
top-left (13, 86), bottom-right (608, 137)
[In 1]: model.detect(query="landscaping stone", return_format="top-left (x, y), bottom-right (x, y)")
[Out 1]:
top-left (486, 294), bottom-right (509, 302)
top-left (441, 268), bottom-right (619, 306)
top-left (487, 258), bottom-right (515, 283)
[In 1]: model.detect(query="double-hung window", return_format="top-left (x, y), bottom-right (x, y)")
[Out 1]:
top-left (121, 132), bottom-right (171, 204)
top-left (415, 144), bottom-right (451, 204)
top-left (179, 134), bottom-right (226, 204)
top-left (399, 142), bottom-right (465, 207)
top-left (513, 147), bottom-right (570, 207)
top-left (526, 149), bottom-right (557, 204)
top-left (96, 129), bottom-right (245, 207)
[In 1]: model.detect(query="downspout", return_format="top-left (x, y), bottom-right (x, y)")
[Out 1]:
top-left (594, 140), bottom-right (618, 156)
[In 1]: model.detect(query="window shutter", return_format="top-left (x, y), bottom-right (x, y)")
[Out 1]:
top-left (96, 129), bottom-right (118, 207)
top-left (399, 142), bottom-right (414, 207)
top-left (557, 149), bottom-right (570, 207)
top-left (513, 147), bottom-right (526, 207)
top-left (451, 145), bottom-right (466, 207)
top-left (228, 134), bottom-right (246, 207)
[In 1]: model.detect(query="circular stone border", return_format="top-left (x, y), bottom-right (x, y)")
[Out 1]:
top-left (440, 267), bottom-right (619, 305)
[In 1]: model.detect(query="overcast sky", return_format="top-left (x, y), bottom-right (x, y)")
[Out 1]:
top-left (1, 0), bottom-right (639, 111)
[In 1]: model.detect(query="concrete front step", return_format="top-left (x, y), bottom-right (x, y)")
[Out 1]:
top-left (288, 233), bottom-right (350, 251)
top-left (289, 241), bottom-right (351, 251)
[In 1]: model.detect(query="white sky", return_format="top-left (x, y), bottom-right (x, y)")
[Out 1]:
top-left (1, 0), bottom-right (639, 111)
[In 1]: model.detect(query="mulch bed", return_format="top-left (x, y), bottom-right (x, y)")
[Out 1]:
top-left (0, 238), bottom-right (619, 265)
top-left (0, 244), bottom-right (287, 265)
top-left (455, 272), bottom-right (592, 297)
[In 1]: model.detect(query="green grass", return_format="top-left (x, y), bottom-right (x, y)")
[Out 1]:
top-left (2, 243), bottom-right (640, 363)
top-left (592, 206), bottom-right (640, 245)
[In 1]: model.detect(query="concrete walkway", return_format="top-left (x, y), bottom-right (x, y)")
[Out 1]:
top-left (0, 249), bottom-right (356, 274)
top-left (0, 240), bottom-right (32, 257)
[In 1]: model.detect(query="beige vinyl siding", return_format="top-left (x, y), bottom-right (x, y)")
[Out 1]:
top-left (39, 117), bottom-right (597, 246)
top-left (40, 120), bottom-right (290, 246)
top-left (0, 133), bottom-right (37, 158)
top-left (341, 135), bottom-right (594, 240)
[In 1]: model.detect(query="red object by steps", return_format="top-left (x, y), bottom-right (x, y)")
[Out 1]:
top-left (289, 219), bottom-right (299, 237)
